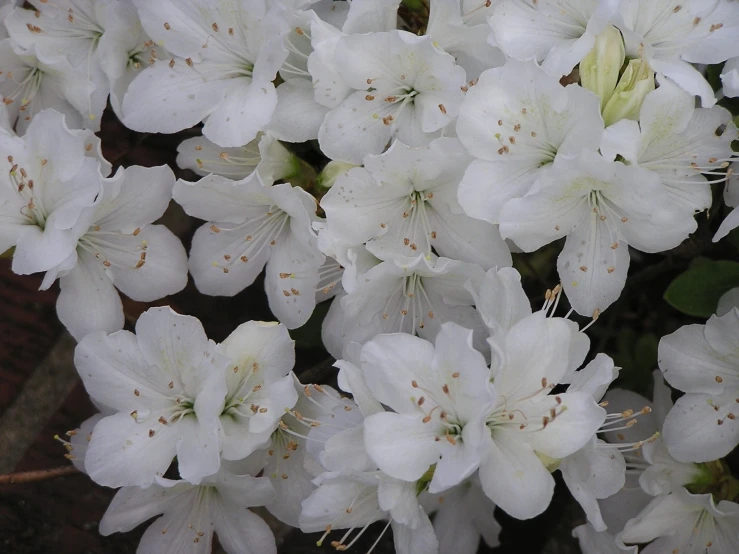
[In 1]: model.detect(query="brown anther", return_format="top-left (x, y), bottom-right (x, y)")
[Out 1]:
top-left (716, 376), bottom-right (723, 383)
top-left (259, 407), bottom-right (268, 413)
top-left (130, 410), bottom-right (138, 419)
top-left (710, 23), bottom-right (723, 32)
top-left (400, 309), bottom-right (408, 316)
top-left (428, 311), bottom-right (434, 318)
top-left (164, 22), bottom-right (171, 30)
top-left (365, 94), bottom-right (375, 101)
top-left (541, 377), bottom-right (548, 388)
top-left (221, 267), bottom-right (228, 274)
top-left (579, 266), bottom-right (588, 272)
top-left (210, 224), bottom-right (221, 233)
top-left (522, 107), bottom-right (527, 114)
top-left (417, 396), bottom-right (425, 406)
top-left (442, 384), bottom-right (450, 394)
top-left (497, 145), bottom-right (509, 155)
top-left (291, 288), bottom-right (300, 295)
top-left (438, 104), bottom-right (447, 114)
top-left (621, 217), bottom-right (628, 223)
top-left (611, 242), bottom-right (619, 249)
top-left (382, 115), bottom-right (394, 125)
top-left (385, 96), bottom-right (397, 102)
top-left (509, 136), bottom-right (516, 144)
top-left (148, 429), bottom-right (155, 437)
top-left (185, 58), bottom-right (194, 67)
top-left (542, 416), bottom-right (550, 429)
top-left (241, 256), bottom-right (248, 262)
top-left (445, 434), bottom-right (457, 445)
top-left (168, 381), bottom-right (174, 389)
top-left (728, 413), bottom-right (735, 420)
top-left (228, 27), bottom-right (234, 35)
top-left (452, 372), bottom-right (459, 378)
top-left (158, 416), bottom-right (168, 425)
top-left (422, 415), bottom-right (432, 423)
top-left (607, 266), bottom-right (615, 273)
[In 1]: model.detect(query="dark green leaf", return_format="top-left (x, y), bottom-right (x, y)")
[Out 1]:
top-left (664, 259), bottom-right (739, 317)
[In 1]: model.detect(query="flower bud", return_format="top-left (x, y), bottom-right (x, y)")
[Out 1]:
top-left (317, 161), bottom-right (357, 189)
top-left (580, 25), bottom-right (625, 110)
top-left (602, 57), bottom-right (655, 127)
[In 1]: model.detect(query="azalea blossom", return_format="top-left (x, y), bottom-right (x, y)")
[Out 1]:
top-left (469, 311), bottom-right (606, 519)
top-left (456, 59), bottom-right (604, 224)
top-left (122, 0), bottom-right (289, 147)
top-left (499, 150), bottom-right (698, 317)
top-left (176, 132), bottom-right (298, 182)
top-left (489, 0), bottom-right (623, 78)
top-left (618, 488), bottom-right (739, 554)
top-left (601, 77), bottom-right (737, 216)
top-left (99, 465), bottom-right (277, 554)
top-left (320, 138), bottom-right (511, 268)
top-left (318, 29), bottom-right (466, 164)
top-left (300, 356), bottom-right (439, 554)
top-left (0, 109), bottom-right (102, 276)
top-left (425, 0), bottom-right (505, 79)
top-left (617, 0), bottom-right (739, 107)
top-left (360, 323), bottom-right (490, 493)
top-left (0, 39), bottom-right (104, 132)
top-left (268, 0), bottom-right (401, 143)
top-left (321, 249), bottom-right (487, 359)
top-left (174, 172), bottom-right (325, 329)
top-left (658, 308), bottom-right (739, 462)
top-left (75, 308), bottom-right (298, 487)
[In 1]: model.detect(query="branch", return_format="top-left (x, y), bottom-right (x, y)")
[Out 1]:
top-left (0, 465), bottom-right (78, 485)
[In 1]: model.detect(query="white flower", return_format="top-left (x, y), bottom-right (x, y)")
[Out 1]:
top-left (0, 109), bottom-right (101, 276)
top-left (47, 164), bottom-right (189, 341)
top-left (56, 413), bottom-right (103, 473)
top-left (721, 57), bottom-right (739, 97)
top-left (601, 77), bottom-right (737, 218)
top-left (75, 308), bottom-right (298, 487)
top-left (268, 0), bottom-right (403, 143)
top-left (658, 308), bottom-right (739, 462)
top-left (321, 250), bottom-right (487, 359)
top-left (618, 488), bottom-right (739, 554)
top-left (299, 357), bottom-right (439, 554)
top-left (176, 132), bottom-right (298, 182)
top-left (216, 320), bottom-right (299, 462)
top-left (99, 465), bottom-right (277, 554)
top-left (489, 0), bottom-right (623, 77)
top-left (359, 323), bottom-right (490, 493)
top-left (425, 0), bottom-right (505, 79)
top-left (317, 29), bottom-right (466, 164)
top-left (456, 60), bottom-right (604, 224)
top-left (468, 311), bottom-right (606, 519)
top-left (76, 307), bottom-right (231, 487)
top-left (617, 0), bottom-right (739, 107)
top-left (499, 150), bottom-right (698, 317)
top-left (5, 0), bottom-right (121, 125)
top-left (424, 476), bottom-right (502, 554)
top-left (93, 0), bottom-right (168, 118)
top-left (263, 376), bottom-right (346, 526)
top-left (320, 138), bottom-right (511, 268)
top-left (173, 172), bottom-right (325, 329)
top-left (122, 0), bottom-right (289, 147)
top-left (0, 39), bottom-right (104, 132)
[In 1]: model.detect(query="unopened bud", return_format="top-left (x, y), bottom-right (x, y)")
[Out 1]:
top-left (317, 161), bottom-right (357, 189)
top-left (602, 57), bottom-right (655, 126)
top-left (580, 25), bottom-right (625, 109)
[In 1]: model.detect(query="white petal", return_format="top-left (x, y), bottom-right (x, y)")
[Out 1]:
top-left (220, 321), bottom-right (295, 386)
top-left (478, 432), bottom-right (555, 519)
top-left (212, 497), bottom-right (277, 554)
top-left (102, 225), bottom-right (188, 302)
top-left (662, 389), bottom-right (739, 463)
top-left (364, 412), bottom-right (442, 482)
top-left (85, 412), bottom-right (179, 487)
top-left (269, 79), bottom-right (329, 142)
top-left (203, 79), bottom-right (278, 147)
top-left (93, 165), bottom-right (175, 232)
top-left (99, 481), bottom-right (191, 535)
top-left (558, 214), bottom-right (630, 317)
top-left (651, 58), bottom-right (716, 108)
top-left (121, 60), bottom-right (227, 134)
top-left (360, 333), bottom-right (436, 414)
top-left (57, 249), bottom-right (123, 341)
top-left (658, 323), bottom-right (738, 395)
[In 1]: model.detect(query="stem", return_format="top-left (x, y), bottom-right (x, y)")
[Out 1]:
top-left (0, 465), bottom-right (78, 485)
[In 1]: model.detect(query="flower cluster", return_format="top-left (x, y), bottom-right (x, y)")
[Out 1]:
top-left (2, 0), bottom-right (739, 553)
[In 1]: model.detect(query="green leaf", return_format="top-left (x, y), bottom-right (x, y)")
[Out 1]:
top-left (402, 0), bottom-right (426, 11)
top-left (664, 259), bottom-right (739, 317)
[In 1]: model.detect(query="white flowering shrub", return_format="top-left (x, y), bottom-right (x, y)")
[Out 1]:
top-left (2, 0), bottom-right (739, 553)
